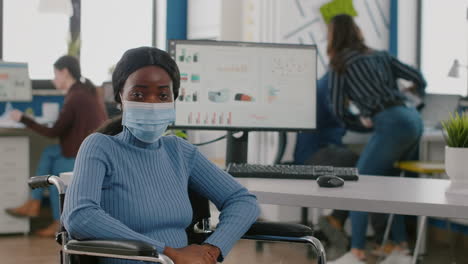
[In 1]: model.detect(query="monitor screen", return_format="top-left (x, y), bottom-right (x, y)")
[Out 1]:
top-left (0, 62), bottom-right (32, 102)
top-left (168, 40), bottom-right (317, 131)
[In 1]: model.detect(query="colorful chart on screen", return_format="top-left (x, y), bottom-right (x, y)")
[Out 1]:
top-left (0, 62), bottom-right (32, 102)
top-left (169, 40), bottom-right (317, 131)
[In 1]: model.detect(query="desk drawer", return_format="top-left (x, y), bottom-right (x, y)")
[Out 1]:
top-left (0, 137), bottom-right (28, 168)
top-left (0, 160), bottom-right (25, 169)
top-left (0, 168), bottom-right (29, 208)
top-left (0, 210), bottom-right (29, 234)
top-left (0, 167), bottom-right (28, 180)
top-left (0, 191), bottom-right (29, 207)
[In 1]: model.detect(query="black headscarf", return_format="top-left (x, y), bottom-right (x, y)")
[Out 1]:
top-left (112, 46), bottom-right (180, 103)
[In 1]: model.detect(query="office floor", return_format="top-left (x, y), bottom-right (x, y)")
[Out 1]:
top-left (0, 226), bottom-right (467, 264)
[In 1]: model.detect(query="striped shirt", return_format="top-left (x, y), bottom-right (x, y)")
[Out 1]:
top-left (62, 128), bottom-right (260, 264)
top-left (329, 50), bottom-right (426, 128)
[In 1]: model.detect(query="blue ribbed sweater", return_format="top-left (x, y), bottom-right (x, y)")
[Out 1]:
top-left (62, 128), bottom-right (260, 263)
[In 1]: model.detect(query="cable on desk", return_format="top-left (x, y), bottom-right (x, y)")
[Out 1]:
top-left (193, 134), bottom-right (227, 146)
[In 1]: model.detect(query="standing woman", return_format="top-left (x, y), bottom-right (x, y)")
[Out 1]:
top-left (6, 55), bottom-right (108, 237)
top-left (327, 15), bottom-right (426, 264)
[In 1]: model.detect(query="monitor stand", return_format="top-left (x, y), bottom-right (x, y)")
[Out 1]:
top-left (225, 131), bottom-right (248, 166)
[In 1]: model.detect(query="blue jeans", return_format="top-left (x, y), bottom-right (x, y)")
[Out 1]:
top-left (350, 106), bottom-right (423, 249)
top-left (31, 145), bottom-right (75, 220)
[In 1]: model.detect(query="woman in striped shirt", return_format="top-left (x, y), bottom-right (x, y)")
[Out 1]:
top-left (327, 15), bottom-right (426, 264)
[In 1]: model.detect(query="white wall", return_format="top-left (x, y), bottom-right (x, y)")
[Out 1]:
top-left (187, 0), bottom-right (221, 40)
top-left (420, 0), bottom-right (468, 96)
top-left (397, 0), bottom-right (466, 127)
top-left (244, 0), bottom-right (391, 77)
top-left (156, 0), bottom-right (167, 50)
top-left (220, 0), bottom-right (243, 40)
top-left (397, 0), bottom-right (418, 66)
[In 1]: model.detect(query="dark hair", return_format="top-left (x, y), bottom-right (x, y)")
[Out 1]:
top-left (327, 14), bottom-right (369, 73)
top-left (98, 47), bottom-right (180, 135)
top-left (54, 55), bottom-right (96, 94)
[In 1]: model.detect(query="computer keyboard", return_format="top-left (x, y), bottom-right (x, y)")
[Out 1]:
top-left (226, 163), bottom-right (359, 181)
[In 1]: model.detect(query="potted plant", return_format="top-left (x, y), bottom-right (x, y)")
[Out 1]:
top-left (442, 112), bottom-right (468, 196)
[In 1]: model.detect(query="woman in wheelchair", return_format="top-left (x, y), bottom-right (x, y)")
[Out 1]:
top-left (62, 47), bottom-right (261, 264)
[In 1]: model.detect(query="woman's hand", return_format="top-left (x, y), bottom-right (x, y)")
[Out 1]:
top-left (201, 244), bottom-right (220, 262)
top-left (359, 116), bottom-right (373, 128)
top-left (9, 110), bottom-right (23, 122)
top-left (163, 244), bottom-right (218, 264)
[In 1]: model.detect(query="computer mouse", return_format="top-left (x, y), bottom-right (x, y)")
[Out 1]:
top-left (317, 175), bottom-right (345, 188)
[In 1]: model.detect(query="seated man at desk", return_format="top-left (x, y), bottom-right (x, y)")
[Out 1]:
top-left (294, 72), bottom-right (390, 259)
top-left (294, 72), bottom-right (347, 165)
top-left (294, 72), bottom-right (354, 256)
top-left (5, 55), bottom-right (108, 237)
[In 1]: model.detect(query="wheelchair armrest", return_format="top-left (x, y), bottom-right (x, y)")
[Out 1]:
top-left (242, 222), bottom-right (326, 264)
top-left (65, 239), bottom-right (158, 257)
top-left (244, 221), bottom-right (313, 238)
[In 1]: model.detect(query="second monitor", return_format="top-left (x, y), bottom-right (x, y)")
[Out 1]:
top-left (168, 40), bottom-right (317, 131)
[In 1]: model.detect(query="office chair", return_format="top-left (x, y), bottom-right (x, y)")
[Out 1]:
top-left (28, 175), bottom-right (327, 264)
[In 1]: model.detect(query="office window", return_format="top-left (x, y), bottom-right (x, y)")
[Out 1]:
top-left (420, 0), bottom-right (468, 96)
top-left (3, 0), bottom-right (69, 79)
top-left (80, 0), bottom-right (153, 85)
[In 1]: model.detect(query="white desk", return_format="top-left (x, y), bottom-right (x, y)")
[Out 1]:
top-left (238, 176), bottom-right (468, 219)
top-left (239, 175), bottom-right (468, 263)
top-left (0, 117), bottom-right (54, 129)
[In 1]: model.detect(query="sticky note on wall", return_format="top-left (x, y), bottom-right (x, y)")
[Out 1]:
top-left (320, 0), bottom-right (358, 24)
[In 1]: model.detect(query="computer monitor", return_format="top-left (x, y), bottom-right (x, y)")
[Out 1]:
top-left (168, 40), bottom-right (317, 131)
top-left (421, 93), bottom-right (462, 128)
top-left (0, 62), bottom-right (32, 102)
top-left (168, 40), bottom-right (317, 164)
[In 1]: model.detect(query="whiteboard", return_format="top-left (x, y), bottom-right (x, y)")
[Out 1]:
top-left (0, 62), bottom-right (32, 101)
top-left (169, 40), bottom-right (317, 131)
top-left (242, 0), bottom-right (391, 78)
